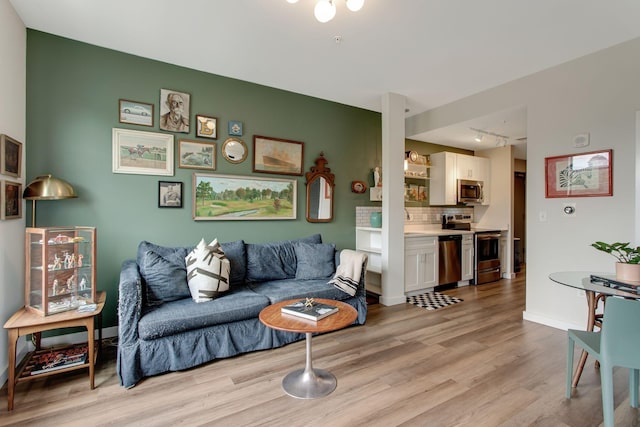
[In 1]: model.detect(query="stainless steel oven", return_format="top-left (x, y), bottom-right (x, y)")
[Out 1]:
top-left (474, 231), bottom-right (501, 285)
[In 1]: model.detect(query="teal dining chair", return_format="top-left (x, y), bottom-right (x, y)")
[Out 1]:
top-left (566, 297), bottom-right (640, 427)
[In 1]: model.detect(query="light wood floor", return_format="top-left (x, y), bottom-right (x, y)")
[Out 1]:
top-left (2, 272), bottom-right (639, 426)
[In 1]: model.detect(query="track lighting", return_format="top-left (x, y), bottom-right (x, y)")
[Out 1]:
top-left (470, 127), bottom-right (510, 146)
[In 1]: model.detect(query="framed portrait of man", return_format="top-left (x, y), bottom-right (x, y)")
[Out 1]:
top-left (159, 89), bottom-right (190, 133)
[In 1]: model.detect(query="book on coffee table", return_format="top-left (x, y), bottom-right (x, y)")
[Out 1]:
top-left (281, 299), bottom-right (339, 321)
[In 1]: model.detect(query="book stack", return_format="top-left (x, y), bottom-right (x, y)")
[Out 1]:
top-left (281, 299), bottom-right (338, 321)
top-left (27, 344), bottom-right (88, 376)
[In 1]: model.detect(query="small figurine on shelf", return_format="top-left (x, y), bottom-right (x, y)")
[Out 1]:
top-left (52, 254), bottom-right (62, 270)
top-left (79, 277), bottom-right (87, 291)
top-left (66, 275), bottom-right (76, 293)
top-left (374, 166), bottom-right (382, 187)
top-left (77, 254), bottom-right (84, 268)
top-left (63, 252), bottom-right (73, 269)
top-left (53, 279), bottom-right (62, 296)
top-left (68, 253), bottom-right (76, 269)
top-left (54, 234), bottom-right (67, 244)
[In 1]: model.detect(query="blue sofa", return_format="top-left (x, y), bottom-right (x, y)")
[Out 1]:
top-left (116, 234), bottom-right (368, 388)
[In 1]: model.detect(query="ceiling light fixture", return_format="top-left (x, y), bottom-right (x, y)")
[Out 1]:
top-left (289, 0), bottom-right (365, 23)
top-left (470, 127), bottom-right (510, 144)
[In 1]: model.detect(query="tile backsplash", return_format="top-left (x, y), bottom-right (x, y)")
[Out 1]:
top-left (356, 206), bottom-right (473, 227)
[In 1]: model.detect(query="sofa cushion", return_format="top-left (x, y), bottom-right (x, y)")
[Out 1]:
top-left (137, 285), bottom-right (270, 340)
top-left (249, 278), bottom-right (351, 304)
top-left (185, 239), bottom-right (231, 302)
top-left (219, 239), bottom-right (246, 286)
top-left (137, 241), bottom-right (191, 307)
top-left (294, 242), bottom-right (336, 280)
top-left (246, 234), bottom-right (322, 282)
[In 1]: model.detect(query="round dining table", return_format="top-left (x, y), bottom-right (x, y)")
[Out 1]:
top-left (549, 271), bottom-right (640, 387)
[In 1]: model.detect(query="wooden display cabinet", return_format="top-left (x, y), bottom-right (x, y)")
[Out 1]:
top-left (25, 226), bottom-right (96, 316)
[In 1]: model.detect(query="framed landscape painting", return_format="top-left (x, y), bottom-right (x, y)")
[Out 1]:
top-left (545, 149), bottom-right (612, 198)
top-left (178, 139), bottom-right (215, 170)
top-left (112, 128), bottom-right (174, 176)
top-left (193, 173), bottom-right (296, 220)
top-left (253, 135), bottom-right (304, 176)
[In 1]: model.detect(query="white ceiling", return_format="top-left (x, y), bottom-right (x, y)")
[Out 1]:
top-left (10, 0), bottom-right (640, 158)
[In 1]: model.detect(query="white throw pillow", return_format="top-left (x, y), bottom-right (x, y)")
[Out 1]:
top-left (185, 238), bottom-right (231, 303)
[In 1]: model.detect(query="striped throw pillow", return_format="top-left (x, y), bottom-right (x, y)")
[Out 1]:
top-left (185, 238), bottom-right (231, 303)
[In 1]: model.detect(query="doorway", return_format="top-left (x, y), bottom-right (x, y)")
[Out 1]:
top-left (514, 171), bottom-right (526, 270)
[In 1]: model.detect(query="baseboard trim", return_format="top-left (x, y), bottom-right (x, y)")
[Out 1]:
top-left (522, 310), bottom-right (582, 331)
top-left (0, 326), bottom-right (118, 388)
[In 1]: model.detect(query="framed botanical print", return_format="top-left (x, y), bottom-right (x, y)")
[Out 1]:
top-left (545, 149), bottom-right (612, 198)
top-left (196, 115), bottom-right (217, 139)
top-left (1, 134), bottom-right (22, 178)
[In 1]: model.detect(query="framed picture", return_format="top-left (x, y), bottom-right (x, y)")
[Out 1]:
top-left (545, 149), bottom-right (612, 198)
top-left (119, 99), bottom-right (154, 127)
top-left (179, 139), bottom-right (215, 170)
top-left (112, 128), bottom-right (174, 176)
top-left (159, 89), bottom-right (190, 133)
top-left (228, 121), bottom-right (243, 136)
top-left (159, 181), bottom-right (183, 208)
top-left (253, 135), bottom-right (304, 176)
top-left (193, 173), bottom-right (296, 221)
top-left (196, 115), bottom-right (217, 139)
top-left (1, 180), bottom-right (22, 220)
top-left (1, 134), bottom-right (22, 178)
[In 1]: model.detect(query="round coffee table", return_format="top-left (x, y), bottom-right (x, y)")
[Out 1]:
top-left (259, 298), bottom-right (357, 399)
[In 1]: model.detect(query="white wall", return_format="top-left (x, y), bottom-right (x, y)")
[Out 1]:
top-left (407, 36), bottom-right (640, 330)
top-left (0, 0), bottom-right (26, 385)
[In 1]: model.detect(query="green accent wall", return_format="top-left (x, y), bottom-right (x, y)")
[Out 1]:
top-left (26, 31), bottom-right (381, 327)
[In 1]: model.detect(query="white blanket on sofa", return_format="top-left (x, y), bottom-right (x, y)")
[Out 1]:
top-left (329, 250), bottom-right (368, 296)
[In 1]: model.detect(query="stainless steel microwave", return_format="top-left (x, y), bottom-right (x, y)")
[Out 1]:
top-left (457, 179), bottom-right (484, 204)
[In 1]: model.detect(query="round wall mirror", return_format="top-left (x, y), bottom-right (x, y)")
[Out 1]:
top-left (222, 137), bottom-right (248, 164)
top-left (306, 153), bottom-right (335, 223)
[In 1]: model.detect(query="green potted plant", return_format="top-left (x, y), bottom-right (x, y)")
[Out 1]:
top-left (591, 241), bottom-right (640, 281)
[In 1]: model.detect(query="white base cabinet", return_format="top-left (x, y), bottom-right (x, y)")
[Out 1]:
top-left (461, 234), bottom-right (474, 282)
top-left (405, 236), bottom-right (438, 293)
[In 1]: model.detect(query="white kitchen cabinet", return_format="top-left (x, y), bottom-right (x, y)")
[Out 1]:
top-left (356, 227), bottom-right (382, 294)
top-left (429, 152), bottom-right (457, 205)
top-left (461, 234), bottom-right (474, 282)
top-left (457, 153), bottom-right (490, 182)
top-left (405, 236), bottom-right (438, 292)
top-left (430, 151), bottom-right (490, 205)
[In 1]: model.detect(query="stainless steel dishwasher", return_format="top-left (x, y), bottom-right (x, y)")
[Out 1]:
top-left (438, 235), bottom-right (462, 286)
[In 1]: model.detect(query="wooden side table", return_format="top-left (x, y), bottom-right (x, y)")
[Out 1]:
top-left (259, 298), bottom-right (357, 399)
top-left (3, 291), bottom-right (106, 411)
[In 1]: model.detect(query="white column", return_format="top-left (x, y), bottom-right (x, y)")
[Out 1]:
top-left (380, 93), bottom-right (407, 305)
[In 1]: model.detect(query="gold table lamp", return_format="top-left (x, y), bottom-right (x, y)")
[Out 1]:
top-left (22, 174), bottom-right (77, 227)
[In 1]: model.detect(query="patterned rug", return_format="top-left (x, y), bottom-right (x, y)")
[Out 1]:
top-left (407, 292), bottom-right (463, 310)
